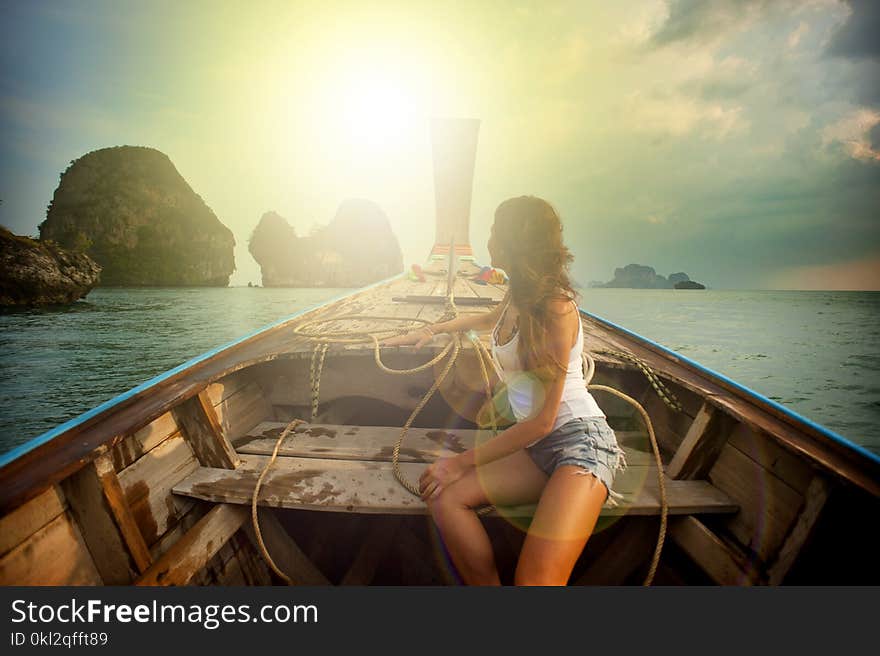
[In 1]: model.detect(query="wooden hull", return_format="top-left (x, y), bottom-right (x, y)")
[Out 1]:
top-left (1, 270), bottom-right (879, 586)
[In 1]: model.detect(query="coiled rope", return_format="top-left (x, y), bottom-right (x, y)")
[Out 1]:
top-left (250, 289), bottom-right (677, 586)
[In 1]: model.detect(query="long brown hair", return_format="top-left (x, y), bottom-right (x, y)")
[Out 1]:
top-left (491, 196), bottom-right (578, 382)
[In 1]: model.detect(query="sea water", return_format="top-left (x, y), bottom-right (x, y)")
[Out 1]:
top-left (1, 287), bottom-right (877, 458)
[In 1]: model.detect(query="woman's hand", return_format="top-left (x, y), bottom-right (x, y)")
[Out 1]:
top-left (379, 326), bottom-right (435, 348)
top-left (419, 455), bottom-right (471, 501)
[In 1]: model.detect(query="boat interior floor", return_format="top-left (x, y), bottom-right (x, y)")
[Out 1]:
top-left (167, 420), bottom-right (740, 585)
top-left (173, 421), bottom-right (739, 518)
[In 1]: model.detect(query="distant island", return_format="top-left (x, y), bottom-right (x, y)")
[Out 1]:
top-left (673, 280), bottom-right (706, 290)
top-left (249, 199), bottom-right (403, 287)
top-left (590, 264), bottom-right (706, 289)
top-left (38, 146), bottom-right (235, 286)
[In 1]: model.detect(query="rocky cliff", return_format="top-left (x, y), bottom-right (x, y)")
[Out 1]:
top-left (38, 146), bottom-right (235, 286)
top-left (249, 199), bottom-right (403, 287)
top-left (1, 226), bottom-right (101, 305)
top-left (591, 264), bottom-right (704, 289)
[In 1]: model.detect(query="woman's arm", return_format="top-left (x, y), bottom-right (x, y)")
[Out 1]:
top-left (380, 290), bottom-right (509, 348)
top-left (426, 289), bottom-right (510, 335)
top-left (419, 298), bottom-right (577, 499)
top-left (456, 369), bottom-right (567, 468)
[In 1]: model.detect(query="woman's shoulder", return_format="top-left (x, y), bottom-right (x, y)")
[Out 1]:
top-left (545, 291), bottom-right (577, 314)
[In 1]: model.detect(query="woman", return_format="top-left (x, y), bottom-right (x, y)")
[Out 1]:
top-left (380, 196), bottom-right (626, 586)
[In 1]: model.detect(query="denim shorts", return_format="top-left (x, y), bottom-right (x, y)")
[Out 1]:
top-left (525, 416), bottom-right (627, 507)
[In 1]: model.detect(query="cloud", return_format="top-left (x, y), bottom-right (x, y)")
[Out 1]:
top-left (870, 122), bottom-right (880, 150)
top-left (826, 0), bottom-right (880, 60)
top-left (786, 20), bottom-right (810, 49)
top-left (649, 0), bottom-right (754, 46)
top-left (677, 55), bottom-right (758, 101)
top-left (646, 0), bottom-right (801, 48)
top-left (645, 0), bottom-right (838, 52)
top-left (821, 107), bottom-right (880, 162)
top-left (623, 89), bottom-right (749, 139)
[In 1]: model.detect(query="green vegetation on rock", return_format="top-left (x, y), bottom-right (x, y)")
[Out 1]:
top-left (39, 146), bottom-right (235, 286)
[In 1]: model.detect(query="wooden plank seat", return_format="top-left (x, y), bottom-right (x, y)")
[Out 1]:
top-left (233, 421), bottom-right (652, 463)
top-left (174, 423), bottom-right (739, 518)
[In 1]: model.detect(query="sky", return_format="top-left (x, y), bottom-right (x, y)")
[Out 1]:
top-left (0, 0), bottom-right (878, 290)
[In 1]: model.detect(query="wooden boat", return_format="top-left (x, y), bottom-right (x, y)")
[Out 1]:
top-left (1, 119), bottom-right (878, 587)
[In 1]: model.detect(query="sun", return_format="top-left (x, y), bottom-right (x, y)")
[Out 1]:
top-left (335, 73), bottom-right (420, 152)
top-left (296, 46), bottom-right (433, 160)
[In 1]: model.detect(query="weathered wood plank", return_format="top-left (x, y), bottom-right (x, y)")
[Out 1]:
top-left (236, 421), bottom-right (652, 466)
top-left (136, 504), bottom-right (248, 586)
top-left (242, 508), bottom-right (330, 585)
top-left (708, 441), bottom-right (803, 563)
top-left (0, 485), bottom-right (66, 558)
top-left (669, 515), bottom-right (763, 585)
top-left (177, 456), bottom-right (425, 515)
top-left (173, 454), bottom-right (738, 517)
top-left (117, 434), bottom-right (199, 544)
top-left (0, 511), bottom-right (103, 585)
top-left (213, 381), bottom-right (273, 442)
top-left (260, 353), bottom-right (477, 419)
top-left (61, 453), bottom-right (151, 583)
top-left (704, 392), bottom-right (880, 498)
top-left (213, 549), bottom-right (246, 585)
top-left (148, 503), bottom-right (205, 561)
top-left (767, 474), bottom-right (832, 585)
top-left (92, 454), bottom-right (153, 573)
top-left (453, 275), bottom-right (478, 298)
top-left (726, 421), bottom-right (813, 495)
top-left (668, 402), bottom-right (736, 479)
top-left (110, 412), bottom-right (181, 472)
top-left (204, 368), bottom-right (257, 406)
top-left (173, 390), bottom-right (240, 469)
top-left (638, 387), bottom-right (688, 457)
top-left (231, 531), bottom-right (273, 586)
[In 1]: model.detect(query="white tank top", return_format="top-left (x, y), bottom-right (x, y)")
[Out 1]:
top-left (490, 296), bottom-right (606, 440)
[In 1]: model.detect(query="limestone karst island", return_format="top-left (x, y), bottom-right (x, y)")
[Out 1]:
top-left (590, 263), bottom-right (706, 290)
top-left (248, 199), bottom-right (403, 288)
top-left (40, 146), bottom-right (235, 287)
top-left (1, 145), bottom-right (410, 305)
top-left (2, 146), bottom-right (237, 306)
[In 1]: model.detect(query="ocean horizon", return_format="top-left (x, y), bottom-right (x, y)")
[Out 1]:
top-left (1, 286), bottom-right (877, 459)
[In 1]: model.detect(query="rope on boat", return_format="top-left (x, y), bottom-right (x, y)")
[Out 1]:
top-left (595, 348), bottom-right (684, 413)
top-left (250, 417), bottom-right (305, 586)
top-left (309, 343), bottom-right (329, 422)
top-left (582, 352), bottom-right (668, 586)
top-left (250, 283), bottom-right (674, 585)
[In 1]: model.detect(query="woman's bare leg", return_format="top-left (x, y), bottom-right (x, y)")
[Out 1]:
top-left (515, 465), bottom-right (608, 585)
top-left (427, 449), bottom-right (548, 585)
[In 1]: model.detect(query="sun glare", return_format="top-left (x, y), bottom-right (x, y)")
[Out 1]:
top-left (336, 73), bottom-right (420, 151)
top-left (292, 42), bottom-right (437, 161)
